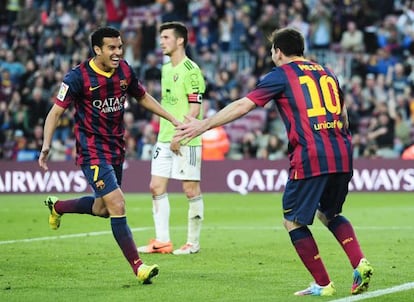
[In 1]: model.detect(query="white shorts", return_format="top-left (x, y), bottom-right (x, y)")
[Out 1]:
top-left (151, 142), bottom-right (202, 181)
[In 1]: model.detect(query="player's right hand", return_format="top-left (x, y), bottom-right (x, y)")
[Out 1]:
top-left (38, 149), bottom-right (49, 171)
top-left (170, 139), bottom-right (182, 156)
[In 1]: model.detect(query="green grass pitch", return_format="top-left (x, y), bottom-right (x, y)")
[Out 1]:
top-left (0, 192), bottom-right (413, 301)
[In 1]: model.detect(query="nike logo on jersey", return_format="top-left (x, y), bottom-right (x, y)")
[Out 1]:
top-left (89, 85), bottom-right (101, 91)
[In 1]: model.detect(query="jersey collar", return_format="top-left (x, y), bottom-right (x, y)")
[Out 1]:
top-left (89, 59), bottom-right (115, 78)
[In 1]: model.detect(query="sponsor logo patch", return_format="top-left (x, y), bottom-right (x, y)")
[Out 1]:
top-left (57, 82), bottom-right (69, 101)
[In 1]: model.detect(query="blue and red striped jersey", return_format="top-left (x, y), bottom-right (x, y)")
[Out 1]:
top-left (55, 59), bottom-right (146, 165)
top-left (246, 60), bottom-right (352, 179)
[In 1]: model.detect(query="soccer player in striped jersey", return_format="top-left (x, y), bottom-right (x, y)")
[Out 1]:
top-left (175, 28), bottom-right (373, 296)
top-left (38, 26), bottom-right (180, 284)
top-left (137, 22), bottom-right (206, 255)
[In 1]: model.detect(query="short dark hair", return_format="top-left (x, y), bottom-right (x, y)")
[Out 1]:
top-left (90, 27), bottom-right (121, 54)
top-left (270, 28), bottom-right (304, 56)
top-left (159, 21), bottom-right (188, 47)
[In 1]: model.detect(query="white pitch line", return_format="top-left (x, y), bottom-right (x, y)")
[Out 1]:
top-left (2, 228), bottom-right (414, 301)
top-left (0, 227), bottom-right (151, 245)
top-left (0, 226), bottom-right (277, 245)
top-left (1, 225), bottom-right (413, 245)
top-left (328, 282), bottom-right (414, 302)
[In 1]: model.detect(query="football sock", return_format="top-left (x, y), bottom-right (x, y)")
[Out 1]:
top-left (152, 193), bottom-right (170, 242)
top-left (328, 215), bottom-right (364, 268)
top-left (289, 226), bottom-right (331, 286)
top-left (54, 196), bottom-right (95, 215)
top-left (187, 195), bottom-right (204, 244)
top-left (111, 216), bottom-right (141, 274)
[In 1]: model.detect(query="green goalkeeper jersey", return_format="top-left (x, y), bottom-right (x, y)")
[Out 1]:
top-left (158, 57), bottom-right (206, 146)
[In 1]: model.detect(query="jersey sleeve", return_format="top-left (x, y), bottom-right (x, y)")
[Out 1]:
top-left (126, 64), bottom-right (146, 99)
top-left (246, 68), bottom-right (285, 107)
top-left (55, 68), bottom-right (83, 109)
top-left (184, 67), bottom-right (205, 104)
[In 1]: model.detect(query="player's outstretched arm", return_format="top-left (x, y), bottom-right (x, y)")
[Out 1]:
top-left (175, 97), bottom-right (256, 142)
top-left (39, 104), bottom-right (65, 171)
top-left (137, 92), bottom-right (180, 126)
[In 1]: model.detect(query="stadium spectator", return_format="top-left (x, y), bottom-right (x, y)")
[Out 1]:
top-left (340, 20), bottom-right (365, 53)
top-left (0, 0), bottom-right (413, 161)
top-left (195, 25), bottom-right (217, 55)
top-left (359, 73), bottom-right (378, 117)
top-left (366, 111), bottom-right (398, 158)
top-left (138, 123), bottom-right (157, 160)
top-left (394, 110), bottom-right (412, 154)
top-left (257, 4), bottom-right (279, 47)
top-left (259, 133), bottom-right (287, 160)
top-left (239, 130), bottom-right (259, 159)
top-left (5, 0), bottom-right (21, 25)
top-left (351, 133), bottom-right (366, 159)
top-left (175, 27), bottom-right (373, 297)
top-left (103, 0), bottom-right (127, 30)
top-left (252, 43), bottom-right (273, 78)
top-left (25, 86), bottom-right (49, 130)
top-left (160, 1), bottom-right (181, 23)
top-left (308, 1), bottom-right (332, 50)
top-left (139, 10), bottom-right (158, 62)
top-left (122, 29), bottom-right (142, 75)
top-left (13, 0), bottom-right (39, 29)
top-left (142, 53), bottom-right (161, 82)
top-left (197, 49), bottom-right (217, 84)
top-left (386, 62), bottom-right (411, 96)
top-left (217, 10), bottom-right (232, 66)
top-left (124, 110), bottom-right (141, 159)
top-left (0, 69), bottom-right (14, 103)
top-left (288, 13), bottom-right (310, 51)
top-left (0, 50), bottom-right (25, 85)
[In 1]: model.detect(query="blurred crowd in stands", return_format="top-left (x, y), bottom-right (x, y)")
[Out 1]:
top-left (1, 0), bottom-right (414, 161)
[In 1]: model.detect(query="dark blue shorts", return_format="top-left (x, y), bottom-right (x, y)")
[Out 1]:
top-left (282, 172), bottom-right (352, 225)
top-left (81, 164), bottom-right (123, 198)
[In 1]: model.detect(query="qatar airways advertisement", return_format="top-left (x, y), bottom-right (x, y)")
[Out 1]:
top-left (0, 159), bottom-right (413, 194)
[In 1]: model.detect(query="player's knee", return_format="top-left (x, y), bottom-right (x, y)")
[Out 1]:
top-left (183, 184), bottom-right (201, 199)
top-left (317, 210), bottom-right (329, 226)
top-left (149, 181), bottom-right (166, 196)
top-left (283, 218), bottom-right (303, 232)
top-left (94, 208), bottom-right (110, 218)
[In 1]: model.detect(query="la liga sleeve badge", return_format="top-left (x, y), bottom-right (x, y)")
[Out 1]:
top-left (57, 82), bottom-right (69, 101)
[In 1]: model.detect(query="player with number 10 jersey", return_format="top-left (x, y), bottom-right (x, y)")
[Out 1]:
top-left (246, 60), bottom-right (352, 180)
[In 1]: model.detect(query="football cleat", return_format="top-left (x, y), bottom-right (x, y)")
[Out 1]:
top-left (351, 258), bottom-right (373, 295)
top-left (137, 263), bottom-right (159, 284)
top-left (172, 243), bottom-right (200, 255)
top-left (294, 281), bottom-right (336, 296)
top-left (44, 196), bottom-right (61, 230)
top-left (137, 239), bottom-right (173, 254)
